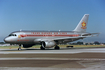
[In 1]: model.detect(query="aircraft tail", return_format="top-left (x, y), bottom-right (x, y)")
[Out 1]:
top-left (74, 14), bottom-right (89, 32)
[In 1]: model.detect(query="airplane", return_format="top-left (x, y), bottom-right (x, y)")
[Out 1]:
top-left (4, 14), bottom-right (99, 50)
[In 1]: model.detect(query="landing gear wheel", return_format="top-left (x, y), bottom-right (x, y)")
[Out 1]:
top-left (18, 44), bottom-right (21, 50)
top-left (54, 45), bottom-right (60, 50)
top-left (18, 48), bottom-right (21, 50)
top-left (40, 46), bottom-right (45, 50)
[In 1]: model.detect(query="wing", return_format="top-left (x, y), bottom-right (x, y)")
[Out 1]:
top-left (53, 37), bottom-right (83, 44)
top-left (53, 33), bottom-right (99, 44)
top-left (34, 33), bottom-right (99, 44)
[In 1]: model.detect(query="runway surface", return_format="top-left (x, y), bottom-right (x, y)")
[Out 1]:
top-left (0, 47), bottom-right (105, 70)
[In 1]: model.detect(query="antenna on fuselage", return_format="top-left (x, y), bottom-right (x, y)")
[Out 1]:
top-left (20, 29), bottom-right (22, 31)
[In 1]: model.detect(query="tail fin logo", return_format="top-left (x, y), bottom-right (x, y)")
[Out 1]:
top-left (81, 21), bottom-right (86, 29)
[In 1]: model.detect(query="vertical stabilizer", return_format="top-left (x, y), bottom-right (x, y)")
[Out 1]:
top-left (74, 14), bottom-right (89, 32)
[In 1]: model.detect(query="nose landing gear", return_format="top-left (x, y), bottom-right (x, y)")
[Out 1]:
top-left (18, 44), bottom-right (21, 50)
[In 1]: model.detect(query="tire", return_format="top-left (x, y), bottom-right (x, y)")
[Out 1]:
top-left (54, 46), bottom-right (60, 50)
top-left (18, 48), bottom-right (21, 50)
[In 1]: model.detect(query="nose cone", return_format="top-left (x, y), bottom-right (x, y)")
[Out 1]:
top-left (4, 37), bottom-right (11, 43)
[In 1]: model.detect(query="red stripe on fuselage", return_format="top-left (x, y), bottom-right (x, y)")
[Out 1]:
top-left (19, 34), bottom-right (79, 37)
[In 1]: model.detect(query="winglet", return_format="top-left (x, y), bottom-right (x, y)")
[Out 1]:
top-left (74, 14), bottom-right (89, 32)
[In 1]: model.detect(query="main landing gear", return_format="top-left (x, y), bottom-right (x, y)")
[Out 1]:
top-left (18, 44), bottom-right (21, 50)
top-left (54, 45), bottom-right (60, 50)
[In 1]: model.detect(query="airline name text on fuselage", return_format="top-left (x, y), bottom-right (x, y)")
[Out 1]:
top-left (31, 32), bottom-right (68, 35)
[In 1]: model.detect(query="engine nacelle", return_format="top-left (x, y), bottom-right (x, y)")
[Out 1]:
top-left (23, 44), bottom-right (34, 48)
top-left (42, 41), bottom-right (56, 48)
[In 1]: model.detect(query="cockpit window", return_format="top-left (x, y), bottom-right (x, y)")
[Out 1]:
top-left (9, 34), bottom-right (17, 36)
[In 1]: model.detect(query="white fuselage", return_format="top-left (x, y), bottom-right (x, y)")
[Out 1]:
top-left (4, 31), bottom-right (83, 44)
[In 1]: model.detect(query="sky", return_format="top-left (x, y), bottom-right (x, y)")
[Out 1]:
top-left (0, 0), bottom-right (105, 43)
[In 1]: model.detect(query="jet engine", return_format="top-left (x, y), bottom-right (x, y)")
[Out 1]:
top-left (41, 41), bottom-right (56, 48)
top-left (23, 44), bottom-right (34, 48)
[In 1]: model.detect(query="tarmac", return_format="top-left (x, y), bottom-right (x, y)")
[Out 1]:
top-left (0, 47), bottom-right (105, 70)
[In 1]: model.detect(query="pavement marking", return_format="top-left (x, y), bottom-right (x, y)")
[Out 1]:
top-left (0, 48), bottom-right (105, 54)
top-left (0, 51), bottom-right (105, 54)
top-left (0, 58), bottom-right (105, 60)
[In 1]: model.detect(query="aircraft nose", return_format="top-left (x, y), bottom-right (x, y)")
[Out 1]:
top-left (4, 37), bottom-right (11, 43)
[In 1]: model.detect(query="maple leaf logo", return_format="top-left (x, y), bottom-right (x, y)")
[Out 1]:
top-left (81, 21), bottom-right (86, 29)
